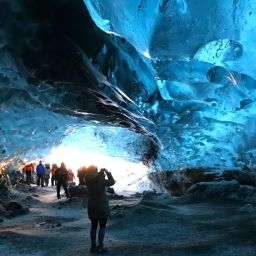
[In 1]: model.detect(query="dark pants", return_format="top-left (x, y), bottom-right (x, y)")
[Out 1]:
top-left (90, 218), bottom-right (107, 247)
top-left (51, 175), bottom-right (56, 186)
top-left (37, 174), bottom-right (44, 187)
top-left (90, 218), bottom-right (107, 230)
top-left (26, 171), bottom-right (32, 185)
top-left (44, 175), bottom-right (50, 187)
top-left (56, 180), bottom-right (69, 198)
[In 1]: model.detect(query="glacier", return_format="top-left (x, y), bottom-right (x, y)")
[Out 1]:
top-left (85, 0), bottom-right (256, 170)
top-left (0, 0), bottom-right (256, 177)
top-left (2, 2), bottom-right (256, 255)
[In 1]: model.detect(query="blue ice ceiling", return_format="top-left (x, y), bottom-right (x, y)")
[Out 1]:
top-left (1, 0), bottom-right (256, 172)
top-left (84, 0), bottom-right (256, 169)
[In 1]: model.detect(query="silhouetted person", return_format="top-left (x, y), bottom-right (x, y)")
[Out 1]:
top-left (51, 163), bottom-right (58, 186)
top-left (67, 168), bottom-right (75, 185)
top-left (55, 162), bottom-right (70, 199)
top-left (24, 163), bottom-right (34, 185)
top-left (77, 166), bottom-right (86, 185)
top-left (44, 163), bottom-right (51, 186)
top-left (85, 165), bottom-right (115, 253)
top-left (36, 161), bottom-right (45, 187)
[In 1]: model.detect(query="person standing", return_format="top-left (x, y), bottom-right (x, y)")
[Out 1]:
top-left (67, 168), bottom-right (75, 185)
top-left (51, 163), bottom-right (58, 186)
top-left (44, 163), bottom-right (51, 187)
top-left (85, 166), bottom-right (115, 253)
top-left (55, 162), bottom-right (70, 199)
top-left (77, 166), bottom-right (86, 185)
top-left (36, 160), bottom-right (45, 187)
top-left (24, 163), bottom-right (34, 185)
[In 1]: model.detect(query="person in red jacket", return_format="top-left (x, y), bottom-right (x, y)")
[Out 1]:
top-left (67, 168), bottom-right (75, 184)
top-left (51, 163), bottom-right (58, 186)
top-left (24, 163), bottom-right (34, 185)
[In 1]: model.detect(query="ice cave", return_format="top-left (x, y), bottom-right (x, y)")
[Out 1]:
top-left (1, 0), bottom-right (256, 255)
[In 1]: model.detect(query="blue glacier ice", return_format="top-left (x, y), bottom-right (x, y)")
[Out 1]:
top-left (1, 0), bottom-right (256, 175)
top-left (84, 0), bottom-right (256, 170)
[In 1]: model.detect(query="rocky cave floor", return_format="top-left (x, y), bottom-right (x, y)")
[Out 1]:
top-left (0, 185), bottom-right (256, 256)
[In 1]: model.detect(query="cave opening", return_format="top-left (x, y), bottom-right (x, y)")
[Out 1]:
top-left (43, 126), bottom-right (151, 194)
top-left (2, 0), bottom-right (256, 255)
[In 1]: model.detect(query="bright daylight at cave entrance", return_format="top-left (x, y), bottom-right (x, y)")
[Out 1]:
top-left (1, 0), bottom-right (256, 255)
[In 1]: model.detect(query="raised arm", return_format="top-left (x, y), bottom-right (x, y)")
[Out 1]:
top-left (104, 169), bottom-right (115, 186)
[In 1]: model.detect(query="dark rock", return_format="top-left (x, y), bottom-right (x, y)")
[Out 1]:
top-left (142, 190), bottom-right (157, 200)
top-left (23, 195), bottom-right (39, 204)
top-left (239, 204), bottom-right (256, 213)
top-left (149, 167), bottom-right (256, 196)
top-left (106, 187), bottom-right (115, 194)
top-left (108, 193), bottom-right (124, 199)
top-left (222, 169), bottom-right (256, 186)
top-left (0, 179), bottom-right (9, 192)
top-left (0, 204), bottom-right (7, 217)
top-left (112, 212), bottom-right (124, 218)
top-left (38, 222), bottom-right (47, 226)
top-left (111, 204), bottom-right (121, 210)
top-left (134, 192), bottom-right (142, 198)
top-left (186, 180), bottom-right (256, 203)
top-left (14, 183), bottom-right (36, 192)
top-left (5, 200), bottom-right (29, 217)
top-left (68, 185), bottom-right (87, 198)
top-left (187, 180), bottom-right (240, 198)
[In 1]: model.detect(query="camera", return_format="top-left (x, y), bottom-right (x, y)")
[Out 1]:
top-left (99, 169), bottom-right (106, 176)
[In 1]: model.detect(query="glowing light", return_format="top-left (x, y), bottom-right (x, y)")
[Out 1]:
top-left (44, 146), bottom-right (150, 193)
top-left (143, 49), bottom-right (151, 59)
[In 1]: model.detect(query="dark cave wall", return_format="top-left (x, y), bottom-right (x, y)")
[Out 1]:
top-left (0, 0), bottom-right (158, 165)
top-left (1, 0), bottom-right (103, 81)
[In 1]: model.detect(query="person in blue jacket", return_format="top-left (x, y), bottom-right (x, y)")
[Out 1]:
top-left (36, 160), bottom-right (45, 187)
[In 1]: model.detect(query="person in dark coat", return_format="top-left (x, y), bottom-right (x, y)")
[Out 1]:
top-left (85, 165), bottom-right (115, 253)
top-left (55, 162), bottom-right (70, 199)
top-left (77, 166), bottom-right (86, 185)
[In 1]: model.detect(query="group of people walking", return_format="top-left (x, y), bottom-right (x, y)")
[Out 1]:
top-left (23, 161), bottom-right (75, 188)
top-left (23, 161), bottom-right (115, 253)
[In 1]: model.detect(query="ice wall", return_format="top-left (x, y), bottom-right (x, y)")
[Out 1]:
top-left (85, 0), bottom-right (256, 169)
top-left (0, 0), bottom-right (153, 166)
top-left (1, 0), bottom-right (256, 172)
